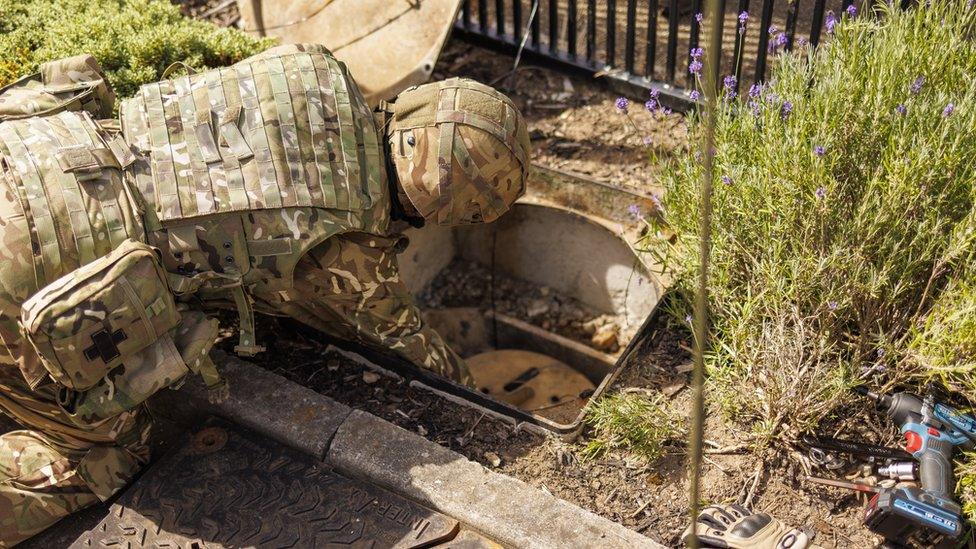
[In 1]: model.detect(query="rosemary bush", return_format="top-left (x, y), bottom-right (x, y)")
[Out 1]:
top-left (657, 1), bottom-right (976, 447)
top-left (582, 392), bottom-right (681, 462)
top-left (0, 0), bottom-right (273, 101)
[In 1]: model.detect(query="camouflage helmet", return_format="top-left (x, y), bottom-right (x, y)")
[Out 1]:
top-left (386, 78), bottom-right (531, 226)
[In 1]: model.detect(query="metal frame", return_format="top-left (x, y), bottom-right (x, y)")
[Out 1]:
top-left (454, 0), bottom-right (842, 110)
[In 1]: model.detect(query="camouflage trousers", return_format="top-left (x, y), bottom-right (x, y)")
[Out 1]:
top-left (0, 374), bottom-right (151, 548)
top-left (253, 232), bottom-right (473, 386)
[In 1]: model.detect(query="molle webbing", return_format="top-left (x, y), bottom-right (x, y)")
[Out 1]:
top-left (0, 112), bottom-right (144, 288)
top-left (120, 51), bottom-right (384, 223)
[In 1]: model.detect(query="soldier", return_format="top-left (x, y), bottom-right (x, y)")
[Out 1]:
top-left (0, 44), bottom-right (530, 546)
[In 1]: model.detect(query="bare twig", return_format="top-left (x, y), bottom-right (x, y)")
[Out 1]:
top-left (704, 443), bottom-right (749, 455)
top-left (741, 466), bottom-right (763, 508)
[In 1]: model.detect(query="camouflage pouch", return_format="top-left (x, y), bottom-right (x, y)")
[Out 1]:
top-left (0, 54), bottom-right (115, 122)
top-left (55, 310), bottom-right (221, 425)
top-left (19, 239), bottom-right (181, 391)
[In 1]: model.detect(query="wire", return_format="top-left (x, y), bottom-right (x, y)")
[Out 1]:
top-left (687, 0), bottom-right (724, 545)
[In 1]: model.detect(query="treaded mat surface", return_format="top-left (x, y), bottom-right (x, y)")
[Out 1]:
top-left (70, 418), bottom-right (460, 548)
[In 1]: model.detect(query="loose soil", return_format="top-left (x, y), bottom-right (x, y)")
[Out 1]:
top-left (418, 258), bottom-right (631, 354)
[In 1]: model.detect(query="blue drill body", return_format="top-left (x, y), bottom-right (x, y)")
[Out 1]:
top-left (859, 389), bottom-right (976, 545)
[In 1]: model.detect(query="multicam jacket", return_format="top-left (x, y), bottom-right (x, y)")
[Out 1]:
top-left (0, 44), bottom-right (392, 418)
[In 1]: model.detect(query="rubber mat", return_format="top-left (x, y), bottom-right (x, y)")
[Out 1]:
top-left (70, 418), bottom-right (460, 548)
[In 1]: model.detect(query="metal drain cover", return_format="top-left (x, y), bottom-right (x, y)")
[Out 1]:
top-left (70, 418), bottom-right (459, 548)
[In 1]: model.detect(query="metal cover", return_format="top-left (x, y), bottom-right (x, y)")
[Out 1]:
top-left (238, 0), bottom-right (462, 106)
top-left (71, 419), bottom-right (460, 548)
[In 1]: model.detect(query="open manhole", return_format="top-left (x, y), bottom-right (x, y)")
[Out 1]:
top-left (334, 167), bottom-right (667, 435)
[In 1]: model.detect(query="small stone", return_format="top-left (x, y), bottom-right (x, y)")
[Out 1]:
top-left (591, 325), bottom-right (619, 352)
top-left (485, 451), bottom-right (502, 468)
top-left (526, 300), bottom-right (550, 318)
top-left (416, 424), bottom-right (428, 436)
top-left (362, 371), bottom-right (381, 384)
top-left (539, 286), bottom-right (551, 297)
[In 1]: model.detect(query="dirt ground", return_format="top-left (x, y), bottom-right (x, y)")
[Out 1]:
top-left (228, 305), bottom-right (878, 548)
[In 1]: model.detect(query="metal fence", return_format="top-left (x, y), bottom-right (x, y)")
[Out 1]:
top-left (452, 0), bottom-right (860, 108)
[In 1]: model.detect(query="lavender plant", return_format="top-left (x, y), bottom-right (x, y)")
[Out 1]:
top-left (654, 0), bottom-right (976, 453)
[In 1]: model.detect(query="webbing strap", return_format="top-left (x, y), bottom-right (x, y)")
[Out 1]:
top-left (323, 55), bottom-right (361, 211)
top-left (280, 55), bottom-right (319, 206)
top-left (267, 56), bottom-right (310, 208)
top-left (296, 53), bottom-right (338, 208)
top-left (236, 61), bottom-right (281, 209)
top-left (31, 117), bottom-right (97, 266)
top-left (434, 86), bottom-right (459, 225)
top-left (145, 83), bottom-right (182, 219)
top-left (61, 113), bottom-right (129, 251)
top-left (158, 79), bottom-right (198, 218)
top-left (230, 285), bottom-right (264, 356)
top-left (206, 68), bottom-right (250, 211)
top-left (435, 121), bottom-right (456, 226)
top-left (436, 109), bottom-right (527, 170)
top-left (0, 124), bottom-right (60, 282)
top-left (174, 75), bottom-right (218, 216)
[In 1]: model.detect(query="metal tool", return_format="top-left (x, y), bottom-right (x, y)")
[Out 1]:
top-left (803, 386), bottom-right (976, 547)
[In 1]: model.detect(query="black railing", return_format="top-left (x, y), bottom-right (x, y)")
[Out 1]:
top-left (453, 0), bottom-right (855, 109)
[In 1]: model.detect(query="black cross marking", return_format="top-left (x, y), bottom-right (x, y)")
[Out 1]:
top-left (83, 328), bottom-right (127, 363)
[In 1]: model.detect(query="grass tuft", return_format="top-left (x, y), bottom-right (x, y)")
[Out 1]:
top-left (0, 0), bottom-right (273, 102)
top-left (582, 392), bottom-right (681, 462)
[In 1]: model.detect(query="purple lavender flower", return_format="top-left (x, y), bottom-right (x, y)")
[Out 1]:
top-left (768, 25), bottom-right (778, 35)
top-left (943, 103), bottom-right (955, 117)
top-left (815, 186), bottom-right (826, 200)
top-left (768, 32), bottom-right (788, 52)
top-left (721, 175), bottom-right (733, 185)
top-left (689, 59), bottom-right (703, 76)
top-left (645, 99), bottom-right (658, 113)
top-left (825, 11), bottom-right (837, 34)
top-left (896, 104), bottom-right (907, 115)
top-left (738, 11), bottom-right (749, 33)
top-left (690, 47), bottom-right (704, 60)
top-left (650, 89), bottom-right (661, 100)
top-left (723, 75), bottom-right (737, 91)
top-left (690, 90), bottom-right (701, 101)
top-left (663, 107), bottom-right (673, 116)
top-left (846, 4), bottom-right (858, 17)
top-left (910, 75), bottom-right (924, 95)
top-left (685, 314), bottom-right (693, 325)
top-left (828, 301), bottom-right (838, 311)
top-left (615, 97), bottom-right (629, 113)
top-left (781, 101), bottom-right (794, 120)
top-left (627, 204), bottom-right (641, 218)
top-left (877, 348), bottom-right (885, 358)
top-left (695, 12), bottom-right (703, 23)
top-left (814, 145), bottom-right (825, 157)
top-left (642, 136), bottom-right (653, 145)
top-left (650, 193), bottom-right (664, 211)
top-left (748, 83), bottom-right (763, 99)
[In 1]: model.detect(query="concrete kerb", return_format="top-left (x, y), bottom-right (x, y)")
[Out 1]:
top-left (158, 352), bottom-right (665, 548)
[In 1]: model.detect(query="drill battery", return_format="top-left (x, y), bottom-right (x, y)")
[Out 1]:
top-left (864, 485), bottom-right (962, 548)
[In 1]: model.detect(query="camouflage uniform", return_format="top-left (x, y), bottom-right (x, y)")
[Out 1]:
top-left (0, 44), bottom-right (529, 546)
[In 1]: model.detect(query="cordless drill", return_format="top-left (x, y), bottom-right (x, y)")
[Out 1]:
top-left (856, 387), bottom-right (976, 547)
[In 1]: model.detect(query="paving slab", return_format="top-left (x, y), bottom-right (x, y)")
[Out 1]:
top-left (328, 409), bottom-right (667, 549)
top-left (70, 418), bottom-right (463, 548)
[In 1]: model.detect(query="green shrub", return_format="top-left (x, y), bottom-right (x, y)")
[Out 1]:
top-left (0, 0), bottom-right (274, 101)
top-left (582, 392), bottom-right (681, 462)
top-left (656, 1), bottom-right (976, 446)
